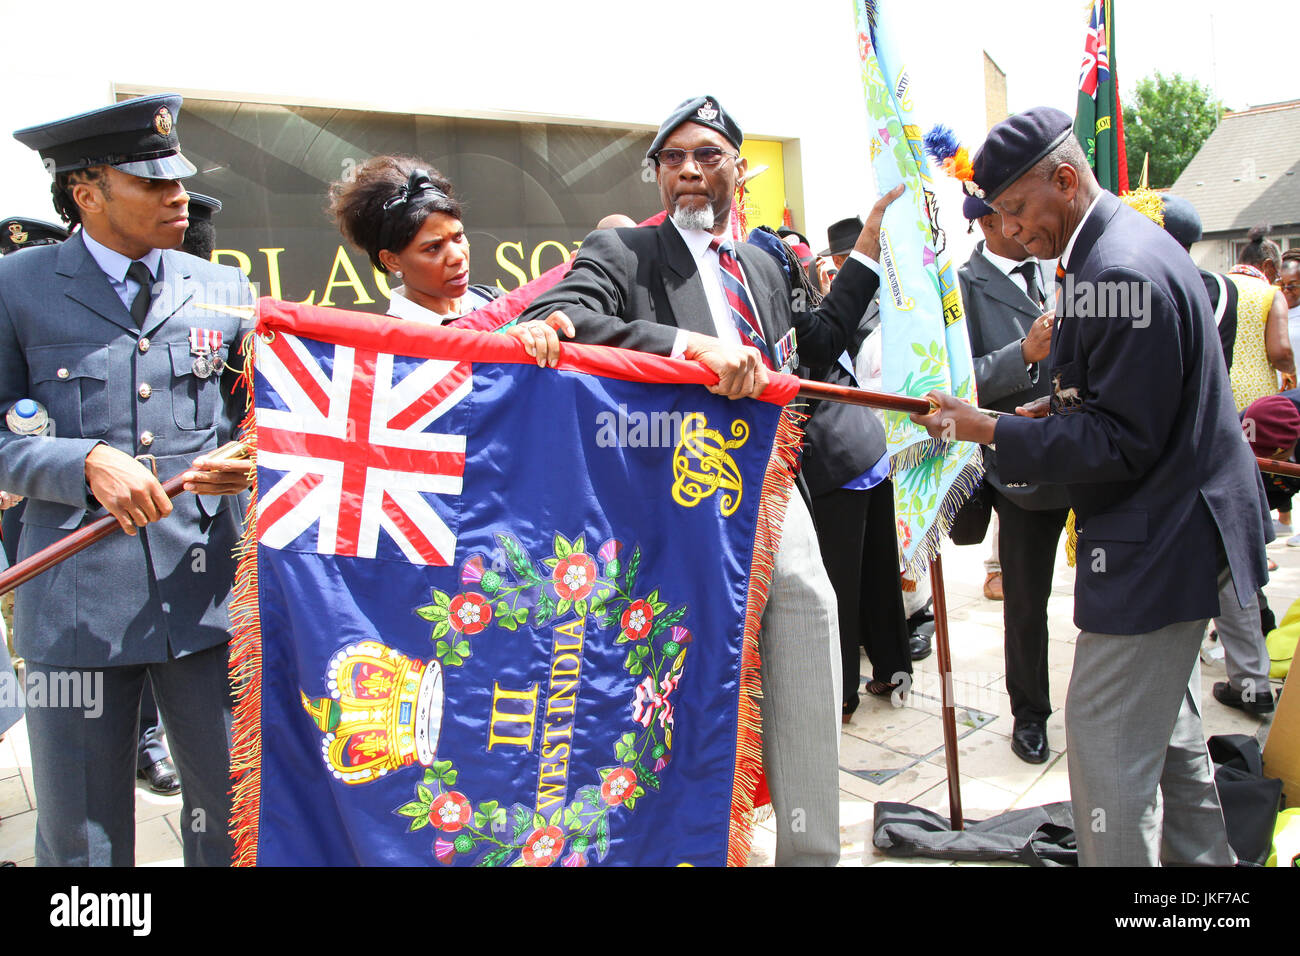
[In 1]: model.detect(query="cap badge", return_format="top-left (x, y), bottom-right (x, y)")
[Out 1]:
top-left (696, 102), bottom-right (718, 122)
top-left (962, 180), bottom-right (986, 200)
top-left (7, 223), bottom-right (28, 245)
top-left (153, 106), bottom-right (173, 136)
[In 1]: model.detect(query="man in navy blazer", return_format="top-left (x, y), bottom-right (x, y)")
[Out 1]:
top-left (915, 107), bottom-right (1265, 866)
top-left (0, 94), bottom-right (253, 865)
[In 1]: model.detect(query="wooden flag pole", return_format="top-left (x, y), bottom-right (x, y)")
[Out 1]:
top-left (796, 378), bottom-right (965, 829)
top-left (930, 553), bottom-right (964, 830)
top-left (0, 442), bottom-right (249, 597)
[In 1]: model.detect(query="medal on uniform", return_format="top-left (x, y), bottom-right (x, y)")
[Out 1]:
top-left (774, 327), bottom-right (798, 373)
top-left (189, 328), bottom-right (224, 379)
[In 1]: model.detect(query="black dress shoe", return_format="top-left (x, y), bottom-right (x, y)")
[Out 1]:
top-left (1011, 720), bottom-right (1049, 764)
top-left (1212, 681), bottom-right (1276, 717)
top-left (908, 633), bottom-right (933, 661)
top-left (138, 757), bottom-right (181, 795)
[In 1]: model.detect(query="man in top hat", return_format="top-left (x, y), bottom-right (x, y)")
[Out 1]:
top-left (0, 93), bottom-right (254, 866)
top-left (912, 107), bottom-right (1266, 866)
top-left (957, 190), bottom-right (1068, 765)
top-left (524, 94), bottom-right (901, 865)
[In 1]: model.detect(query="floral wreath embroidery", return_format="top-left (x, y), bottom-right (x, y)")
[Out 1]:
top-left (402, 531), bottom-right (690, 866)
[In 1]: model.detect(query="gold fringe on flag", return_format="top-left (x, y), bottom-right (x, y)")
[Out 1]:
top-left (227, 323), bottom-right (264, 867)
top-left (727, 404), bottom-right (806, 866)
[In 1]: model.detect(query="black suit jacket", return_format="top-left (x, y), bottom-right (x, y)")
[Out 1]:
top-left (523, 219), bottom-right (882, 507)
top-left (523, 219), bottom-right (880, 370)
top-left (994, 192), bottom-right (1269, 634)
top-left (959, 243), bottom-right (1069, 510)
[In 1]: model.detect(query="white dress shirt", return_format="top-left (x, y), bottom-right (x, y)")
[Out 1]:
top-left (668, 218), bottom-right (877, 358)
top-left (1059, 193), bottom-right (1104, 271)
top-left (386, 285), bottom-right (493, 325)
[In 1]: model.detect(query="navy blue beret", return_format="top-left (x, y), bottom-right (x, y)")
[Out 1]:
top-left (970, 107), bottom-right (1075, 203)
top-left (963, 194), bottom-right (994, 220)
top-left (0, 216), bottom-right (69, 254)
top-left (1160, 194), bottom-right (1202, 248)
top-left (13, 93), bottom-right (197, 180)
top-left (647, 96), bottom-right (743, 159)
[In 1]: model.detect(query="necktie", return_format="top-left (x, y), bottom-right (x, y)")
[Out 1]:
top-left (709, 239), bottom-right (773, 368)
top-left (1016, 260), bottom-right (1045, 309)
top-left (127, 260), bottom-right (154, 327)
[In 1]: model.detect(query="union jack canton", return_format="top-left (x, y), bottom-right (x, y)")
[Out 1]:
top-left (254, 330), bottom-right (470, 566)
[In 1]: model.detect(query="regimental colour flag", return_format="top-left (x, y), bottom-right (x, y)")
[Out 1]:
top-left (228, 299), bottom-right (804, 866)
top-left (852, 0), bottom-right (983, 573)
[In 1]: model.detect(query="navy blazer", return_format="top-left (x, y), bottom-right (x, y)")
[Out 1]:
top-left (994, 192), bottom-right (1268, 634)
top-left (0, 231), bottom-right (254, 666)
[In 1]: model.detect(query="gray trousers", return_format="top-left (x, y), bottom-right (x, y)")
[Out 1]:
top-left (1066, 619), bottom-right (1235, 866)
top-left (758, 492), bottom-right (842, 866)
top-left (24, 643), bottom-right (234, 866)
top-left (1211, 568), bottom-right (1269, 697)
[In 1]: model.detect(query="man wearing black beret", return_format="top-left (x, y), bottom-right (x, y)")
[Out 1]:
top-left (526, 95), bottom-right (901, 865)
top-left (913, 106), bottom-right (1266, 866)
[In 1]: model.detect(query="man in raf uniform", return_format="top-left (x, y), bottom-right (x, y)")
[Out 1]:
top-left (913, 107), bottom-right (1266, 866)
top-left (0, 93), bottom-right (254, 866)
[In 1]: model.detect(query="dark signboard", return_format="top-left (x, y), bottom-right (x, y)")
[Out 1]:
top-left (149, 96), bottom-right (660, 310)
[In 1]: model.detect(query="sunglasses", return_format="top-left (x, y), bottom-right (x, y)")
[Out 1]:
top-left (653, 147), bottom-right (737, 168)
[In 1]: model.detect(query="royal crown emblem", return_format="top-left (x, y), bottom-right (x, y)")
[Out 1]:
top-left (696, 101), bottom-right (718, 122)
top-left (301, 640), bottom-right (445, 785)
top-left (153, 106), bottom-right (173, 136)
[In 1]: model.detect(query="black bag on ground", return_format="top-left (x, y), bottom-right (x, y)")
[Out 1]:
top-left (1208, 734), bottom-right (1283, 866)
top-left (872, 801), bottom-right (1076, 866)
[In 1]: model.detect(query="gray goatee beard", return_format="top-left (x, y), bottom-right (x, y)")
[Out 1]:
top-left (672, 201), bottom-right (715, 233)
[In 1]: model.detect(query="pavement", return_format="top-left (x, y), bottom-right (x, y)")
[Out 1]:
top-left (0, 525), bottom-right (1290, 867)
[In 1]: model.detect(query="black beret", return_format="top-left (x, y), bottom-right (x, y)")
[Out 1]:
top-left (647, 96), bottom-right (742, 159)
top-left (0, 216), bottom-right (69, 254)
top-left (970, 107), bottom-right (1075, 203)
top-left (1160, 194), bottom-right (1202, 248)
top-left (12, 93), bottom-right (197, 180)
top-left (186, 191), bottom-right (223, 221)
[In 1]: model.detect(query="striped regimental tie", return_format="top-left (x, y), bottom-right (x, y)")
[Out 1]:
top-left (710, 238), bottom-right (773, 369)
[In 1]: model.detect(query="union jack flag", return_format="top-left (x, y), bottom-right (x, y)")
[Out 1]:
top-left (1078, 0), bottom-right (1110, 97)
top-left (254, 331), bottom-right (470, 565)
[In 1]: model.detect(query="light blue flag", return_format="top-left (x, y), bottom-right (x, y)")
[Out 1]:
top-left (852, 0), bottom-right (983, 574)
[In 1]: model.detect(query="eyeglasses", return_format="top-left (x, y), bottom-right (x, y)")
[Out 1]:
top-left (653, 147), bottom-right (737, 168)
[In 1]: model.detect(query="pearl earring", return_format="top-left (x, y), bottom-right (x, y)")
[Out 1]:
top-left (394, 270), bottom-right (403, 278)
